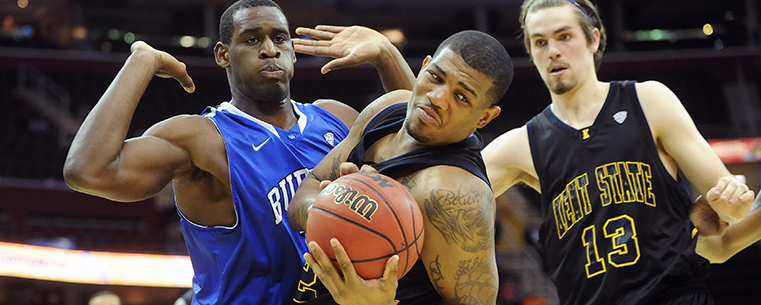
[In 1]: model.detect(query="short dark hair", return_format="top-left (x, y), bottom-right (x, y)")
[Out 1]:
top-left (432, 30), bottom-right (514, 105)
top-left (219, 0), bottom-right (284, 45)
top-left (520, 0), bottom-right (607, 71)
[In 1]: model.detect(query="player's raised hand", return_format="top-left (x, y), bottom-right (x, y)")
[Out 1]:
top-left (130, 41), bottom-right (195, 93)
top-left (304, 239), bottom-right (398, 305)
top-left (294, 25), bottom-right (396, 74)
top-left (706, 175), bottom-right (755, 224)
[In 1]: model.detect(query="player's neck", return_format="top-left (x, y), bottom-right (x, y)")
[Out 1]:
top-left (230, 97), bottom-right (298, 129)
top-left (550, 80), bottom-right (608, 129)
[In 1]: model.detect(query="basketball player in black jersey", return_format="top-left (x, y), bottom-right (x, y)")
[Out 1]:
top-left (481, 1), bottom-right (757, 304)
top-left (288, 30), bottom-right (513, 304)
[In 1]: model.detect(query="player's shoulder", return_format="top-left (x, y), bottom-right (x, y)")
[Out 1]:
top-left (312, 99), bottom-right (359, 129)
top-left (633, 80), bottom-right (683, 112)
top-left (364, 90), bottom-right (411, 112)
top-left (144, 114), bottom-right (220, 145)
top-left (484, 126), bottom-right (530, 159)
top-left (416, 164), bottom-right (493, 194)
top-left (348, 90), bottom-right (411, 134)
top-left (633, 80), bottom-right (676, 102)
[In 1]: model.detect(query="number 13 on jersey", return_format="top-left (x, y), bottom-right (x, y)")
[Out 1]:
top-left (581, 214), bottom-right (641, 278)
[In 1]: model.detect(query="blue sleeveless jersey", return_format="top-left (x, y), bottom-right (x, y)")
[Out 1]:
top-left (181, 101), bottom-right (349, 305)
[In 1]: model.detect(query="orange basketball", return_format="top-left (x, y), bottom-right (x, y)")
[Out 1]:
top-left (306, 171), bottom-right (424, 280)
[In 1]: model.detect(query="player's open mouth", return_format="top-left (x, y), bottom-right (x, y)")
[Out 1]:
top-left (550, 65), bottom-right (567, 75)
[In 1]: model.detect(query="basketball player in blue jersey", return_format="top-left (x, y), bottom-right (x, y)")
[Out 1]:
top-left (481, 1), bottom-right (757, 304)
top-left (288, 30), bottom-right (514, 305)
top-left (62, 0), bottom-right (416, 304)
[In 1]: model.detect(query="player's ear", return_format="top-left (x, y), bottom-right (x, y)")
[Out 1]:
top-left (214, 42), bottom-right (230, 68)
top-left (290, 40), bottom-right (297, 63)
top-left (419, 55), bottom-right (433, 74)
top-left (589, 28), bottom-right (601, 53)
top-left (476, 105), bottom-right (501, 129)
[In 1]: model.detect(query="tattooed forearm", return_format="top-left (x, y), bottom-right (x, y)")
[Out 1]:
top-left (352, 103), bottom-right (378, 128)
top-left (428, 255), bottom-right (446, 294)
top-left (452, 257), bottom-right (498, 305)
top-left (424, 182), bottom-right (494, 252)
top-left (321, 153), bottom-right (344, 181)
top-left (294, 198), bottom-right (314, 230)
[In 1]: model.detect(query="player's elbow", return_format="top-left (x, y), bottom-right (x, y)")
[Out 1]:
top-left (696, 240), bottom-right (733, 264)
top-left (286, 201), bottom-right (307, 232)
top-left (63, 159), bottom-right (90, 191)
top-left (63, 158), bottom-right (110, 194)
top-left (701, 252), bottom-right (731, 264)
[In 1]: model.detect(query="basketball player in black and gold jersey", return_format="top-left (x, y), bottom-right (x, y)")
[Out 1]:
top-left (482, 1), bottom-right (758, 305)
top-left (289, 30), bottom-right (514, 304)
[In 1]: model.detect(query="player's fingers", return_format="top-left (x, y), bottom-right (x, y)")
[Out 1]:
top-left (380, 255), bottom-right (399, 290)
top-left (706, 186), bottom-right (722, 203)
top-left (294, 27), bottom-right (324, 39)
top-left (320, 56), bottom-right (361, 74)
top-left (165, 64), bottom-right (195, 93)
top-left (713, 175), bottom-right (736, 195)
top-left (314, 25), bottom-right (347, 34)
top-left (304, 252), bottom-right (339, 293)
top-left (319, 180), bottom-right (332, 190)
top-left (359, 164), bottom-right (378, 173)
top-left (740, 190), bottom-right (756, 203)
top-left (308, 241), bottom-right (343, 284)
top-left (339, 162), bottom-right (360, 176)
top-left (154, 55), bottom-right (195, 93)
top-left (172, 64), bottom-right (195, 93)
top-left (330, 238), bottom-right (361, 280)
top-left (295, 27), bottom-right (335, 40)
top-left (130, 40), bottom-right (152, 53)
top-left (719, 181), bottom-right (740, 203)
top-left (177, 76), bottom-right (195, 93)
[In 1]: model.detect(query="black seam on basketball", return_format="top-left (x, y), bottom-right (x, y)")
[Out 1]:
top-left (326, 232), bottom-right (424, 264)
top-left (344, 173), bottom-right (411, 247)
top-left (312, 205), bottom-right (423, 263)
top-left (311, 205), bottom-right (397, 252)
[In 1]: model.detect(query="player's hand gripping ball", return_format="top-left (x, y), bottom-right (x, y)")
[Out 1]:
top-left (306, 171), bottom-right (424, 280)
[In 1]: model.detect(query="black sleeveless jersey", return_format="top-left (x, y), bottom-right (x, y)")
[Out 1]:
top-left (295, 102), bottom-right (490, 305)
top-left (526, 81), bottom-right (710, 305)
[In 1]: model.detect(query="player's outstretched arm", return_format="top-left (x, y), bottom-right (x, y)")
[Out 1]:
top-left (482, 126), bottom-right (540, 197)
top-left (697, 193), bottom-right (761, 263)
top-left (294, 25), bottom-right (415, 92)
top-left (408, 167), bottom-right (499, 304)
top-left (636, 81), bottom-right (754, 223)
top-left (63, 41), bottom-right (196, 202)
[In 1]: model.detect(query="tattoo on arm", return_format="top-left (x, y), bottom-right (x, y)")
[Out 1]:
top-left (351, 103), bottom-right (378, 129)
top-left (423, 182), bottom-right (494, 252)
top-left (428, 255), bottom-right (498, 305)
top-left (296, 198), bottom-right (314, 230)
top-left (452, 257), bottom-right (497, 305)
top-left (428, 255), bottom-right (446, 294)
top-left (399, 173), bottom-right (418, 190)
top-left (320, 153), bottom-right (344, 181)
